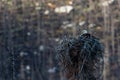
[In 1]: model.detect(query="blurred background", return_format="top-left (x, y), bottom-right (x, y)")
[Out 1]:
top-left (0, 0), bottom-right (120, 80)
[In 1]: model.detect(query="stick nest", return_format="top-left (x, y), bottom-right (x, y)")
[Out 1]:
top-left (56, 33), bottom-right (104, 80)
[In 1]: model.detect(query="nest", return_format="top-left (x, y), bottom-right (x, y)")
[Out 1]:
top-left (56, 33), bottom-right (104, 80)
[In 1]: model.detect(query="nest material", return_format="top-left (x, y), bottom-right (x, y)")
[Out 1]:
top-left (56, 33), bottom-right (104, 80)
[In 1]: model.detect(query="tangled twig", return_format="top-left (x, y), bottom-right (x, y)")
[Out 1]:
top-left (56, 33), bottom-right (104, 80)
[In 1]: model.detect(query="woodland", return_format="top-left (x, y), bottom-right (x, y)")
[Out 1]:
top-left (0, 0), bottom-right (120, 80)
